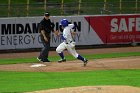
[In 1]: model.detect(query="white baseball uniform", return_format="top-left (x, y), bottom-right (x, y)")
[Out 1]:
top-left (56, 24), bottom-right (78, 58)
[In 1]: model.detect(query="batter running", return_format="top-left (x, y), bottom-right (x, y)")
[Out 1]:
top-left (56, 19), bottom-right (88, 66)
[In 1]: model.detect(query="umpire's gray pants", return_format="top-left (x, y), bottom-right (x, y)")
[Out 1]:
top-left (38, 41), bottom-right (50, 61)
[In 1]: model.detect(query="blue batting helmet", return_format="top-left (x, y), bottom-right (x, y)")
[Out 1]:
top-left (60, 19), bottom-right (68, 27)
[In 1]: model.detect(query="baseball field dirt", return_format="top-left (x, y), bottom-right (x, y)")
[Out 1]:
top-left (0, 56), bottom-right (140, 72)
top-left (0, 46), bottom-right (140, 93)
top-left (26, 86), bottom-right (140, 93)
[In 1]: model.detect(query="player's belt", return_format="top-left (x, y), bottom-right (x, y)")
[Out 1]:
top-left (66, 41), bottom-right (72, 44)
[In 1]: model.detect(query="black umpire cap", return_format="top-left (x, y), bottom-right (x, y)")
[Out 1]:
top-left (44, 12), bottom-right (50, 16)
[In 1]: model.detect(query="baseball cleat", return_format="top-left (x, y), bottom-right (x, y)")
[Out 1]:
top-left (37, 57), bottom-right (50, 62)
top-left (58, 59), bottom-right (66, 63)
top-left (83, 59), bottom-right (88, 67)
top-left (42, 59), bottom-right (50, 62)
top-left (37, 57), bottom-right (42, 62)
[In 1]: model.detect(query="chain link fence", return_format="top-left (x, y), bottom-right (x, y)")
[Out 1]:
top-left (0, 0), bottom-right (140, 17)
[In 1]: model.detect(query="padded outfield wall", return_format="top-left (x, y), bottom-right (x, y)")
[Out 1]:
top-left (0, 14), bottom-right (140, 50)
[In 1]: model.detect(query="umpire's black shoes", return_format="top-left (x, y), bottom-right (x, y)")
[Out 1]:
top-left (83, 59), bottom-right (88, 67)
top-left (42, 59), bottom-right (50, 62)
top-left (37, 57), bottom-right (50, 62)
top-left (37, 57), bottom-right (42, 62)
top-left (58, 59), bottom-right (66, 63)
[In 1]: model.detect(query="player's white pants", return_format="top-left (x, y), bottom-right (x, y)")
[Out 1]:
top-left (56, 42), bottom-right (78, 58)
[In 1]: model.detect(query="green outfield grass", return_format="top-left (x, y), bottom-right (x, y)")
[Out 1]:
top-left (0, 69), bottom-right (139, 92)
top-left (0, 52), bottom-right (140, 65)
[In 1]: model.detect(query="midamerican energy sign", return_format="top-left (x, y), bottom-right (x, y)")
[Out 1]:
top-left (0, 15), bottom-right (140, 50)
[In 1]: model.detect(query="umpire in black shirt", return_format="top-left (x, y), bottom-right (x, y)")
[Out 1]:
top-left (37, 12), bottom-right (58, 62)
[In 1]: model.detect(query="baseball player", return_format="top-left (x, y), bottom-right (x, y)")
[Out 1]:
top-left (56, 19), bottom-right (88, 66)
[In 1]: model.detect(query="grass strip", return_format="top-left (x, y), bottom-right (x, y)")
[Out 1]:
top-left (0, 52), bottom-right (140, 64)
top-left (0, 69), bottom-right (139, 92)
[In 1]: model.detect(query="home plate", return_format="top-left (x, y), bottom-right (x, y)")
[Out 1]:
top-left (30, 64), bottom-right (46, 67)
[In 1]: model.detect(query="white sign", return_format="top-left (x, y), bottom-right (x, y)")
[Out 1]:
top-left (0, 16), bottom-right (100, 50)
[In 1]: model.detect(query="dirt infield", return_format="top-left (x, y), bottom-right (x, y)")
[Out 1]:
top-left (26, 86), bottom-right (140, 93)
top-left (0, 46), bottom-right (140, 93)
top-left (0, 56), bottom-right (140, 72)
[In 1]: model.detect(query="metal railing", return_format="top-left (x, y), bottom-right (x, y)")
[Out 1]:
top-left (0, 0), bottom-right (140, 17)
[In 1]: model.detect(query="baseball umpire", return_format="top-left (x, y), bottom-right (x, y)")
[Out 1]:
top-left (37, 12), bottom-right (58, 62)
